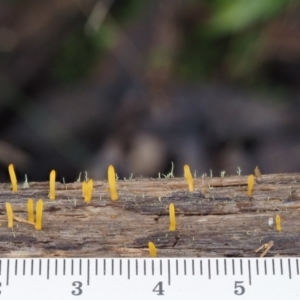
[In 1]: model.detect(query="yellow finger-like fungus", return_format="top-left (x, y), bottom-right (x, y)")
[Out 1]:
top-left (27, 199), bottom-right (34, 223)
top-left (5, 202), bottom-right (13, 228)
top-left (83, 179), bottom-right (93, 203)
top-left (49, 170), bottom-right (56, 200)
top-left (35, 199), bottom-right (44, 231)
top-left (169, 203), bottom-right (176, 231)
top-left (247, 174), bottom-right (254, 196)
top-left (108, 165), bottom-right (118, 201)
top-left (184, 164), bottom-right (194, 192)
top-left (276, 214), bottom-right (281, 232)
top-left (8, 164), bottom-right (18, 192)
top-left (148, 241), bottom-right (157, 257)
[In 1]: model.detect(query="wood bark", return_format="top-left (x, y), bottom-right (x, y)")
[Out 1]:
top-left (0, 173), bottom-right (300, 258)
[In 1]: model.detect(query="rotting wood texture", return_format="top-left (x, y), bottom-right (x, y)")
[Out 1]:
top-left (0, 173), bottom-right (300, 258)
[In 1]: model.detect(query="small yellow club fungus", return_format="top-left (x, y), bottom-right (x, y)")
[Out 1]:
top-left (184, 164), bottom-right (194, 192)
top-left (169, 203), bottom-right (176, 231)
top-left (27, 199), bottom-right (34, 223)
top-left (49, 170), bottom-right (56, 200)
top-left (5, 202), bottom-right (13, 228)
top-left (276, 214), bottom-right (282, 232)
top-left (82, 179), bottom-right (93, 203)
top-left (108, 165), bottom-right (118, 201)
top-left (247, 174), bottom-right (254, 196)
top-left (35, 199), bottom-right (44, 231)
top-left (148, 241), bottom-right (157, 257)
top-left (8, 164), bottom-right (17, 192)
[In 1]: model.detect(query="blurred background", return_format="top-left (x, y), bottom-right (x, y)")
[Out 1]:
top-left (0, 0), bottom-right (300, 182)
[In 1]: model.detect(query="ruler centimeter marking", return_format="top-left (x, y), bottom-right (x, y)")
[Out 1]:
top-left (1, 258), bottom-right (300, 299)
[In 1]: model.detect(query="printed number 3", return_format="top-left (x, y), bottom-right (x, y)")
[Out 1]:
top-left (72, 281), bottom-right (83, 296)
top-left (234, 281), bottom-right (245, 295)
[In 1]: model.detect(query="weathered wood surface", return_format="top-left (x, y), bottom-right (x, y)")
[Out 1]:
top-left (0, 173), bottom-right (300, 258)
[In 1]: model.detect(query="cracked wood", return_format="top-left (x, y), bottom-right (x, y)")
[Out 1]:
top-left (0, 173), bottom-right (300, 258)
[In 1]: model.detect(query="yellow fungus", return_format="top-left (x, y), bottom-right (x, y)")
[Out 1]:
top-left (5, 202), bottom-right (13, 228)
top-left (83, 179), bottom-right (93, 203)
top-left (247, 174), bottom-right (254, 196)
top-left (49, 170), bottom-right (56, 200)
top-left (35, 199), bottom-right (43, 231)
top-left (169, 203), bottom-right (176, 231)
top-left (148, 241), bottom-right (157, 257)
top-left (108, 165), bottom-right (118, 201)
top-left (27, 199), bottom-right (34, 223)
top-left (8, 164), bottom-right (17, 192)
top-left (276, 214), bottom-right (281, 232)
top-left (184, 164), bottom-right (194, 192)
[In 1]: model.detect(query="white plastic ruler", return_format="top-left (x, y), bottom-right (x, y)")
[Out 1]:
top-left (0, 257), bottom-right (299, 299)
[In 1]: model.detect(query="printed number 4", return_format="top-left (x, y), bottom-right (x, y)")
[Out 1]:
top-left (234, 281), bottom-right (245, 296)
top-left (153, 281), bottom-right (165, 296)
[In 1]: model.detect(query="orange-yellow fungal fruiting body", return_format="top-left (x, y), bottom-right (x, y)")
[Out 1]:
top-left (8, 164), bottom-right (17, 192)
top-left (83, 179), bottom-right (93, 203)
top-left (27, 199), bottom-right (34, 223)
top-left (35, 199), bottom-right (43, 231)
top-left (184, 164), bottom-right (194, 192)
top-left (148, 241), bottom-right (157, 257)
top-left (276, 214), bottom-right (281, 232)
top-left (5, 202), bottom-right (13, 228)
top-left (108, 165), bottom-right (118, 201)
top-left (49, 170), bottom-right (56, 200)
top-left (169, 203), bottom-right (176, 231)
top-left (247, 174), bottom-right (254, 196)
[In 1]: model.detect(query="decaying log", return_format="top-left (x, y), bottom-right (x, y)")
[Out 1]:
top-left (0, 173), bottom-right (300, 258)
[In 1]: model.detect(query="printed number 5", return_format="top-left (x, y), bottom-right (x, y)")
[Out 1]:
top-left (72, 281), bottom-right (83, 296)
top-left (234, 281), bottom-right (245, 296)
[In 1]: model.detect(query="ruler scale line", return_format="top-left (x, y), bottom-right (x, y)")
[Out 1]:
top-left (192, 259), bottom-right (195, 276)
top-left (6, 259), bottom-right (10, 286)
top-left (168, 259), bottom-right (171, 286)
top-left (104, 259), bottom-right (106, 276)
top-left (23, 259), bottom-right (26, 276)
top-left (14, 260), bottom-right (17, 276)
top-left (79, 259), bottom-right (82, 276)
top-left (63, 259), bottom-right (66, 276)
top-left (127, 259), bottom-right (130, 280)
top-left (55, 259), bottom-right (57, 276)
top-left (160, 260), bottom-right (162, 276)
top-left (135, 259), bottom-right (138, 276)
top-left (288, 259), bottom-right (291, 279)
top-left (200, 260), bottom-right (203, 275)
top-left (120, 259), bottom-right (122, 276)
top-left (208, 259), bottom-right (211, 279)
top-left (87, 259), bottom-right (90, 286)
top-left (31, 259), bottom-right (33, 276)
top-left (240, 259), bottom-right (243, 276)
top-left (152, 260), bottom-right (154, 276)
top-left (39, 259), bottom-right (42, 276)
top-left (248, 260), bottom-right (252, 286)
top-left (264, 259), bottom-right (267, 275)
top-left (296, 259), bottom-right (299, 275)
top-left (46, 260), bottom-right (49, 279)
top-left (95, 259), bottom-right (98, 276)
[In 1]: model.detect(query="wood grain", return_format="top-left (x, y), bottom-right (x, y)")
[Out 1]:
top-left (0, 173), bottom-right (300, 258)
